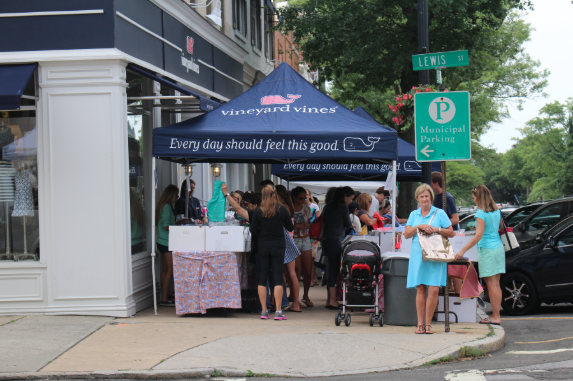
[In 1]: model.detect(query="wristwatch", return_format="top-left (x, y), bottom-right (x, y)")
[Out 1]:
top-left (225, 193), bottom-right (231, 197)
top-left (439, 227), bottom-right (442, 233)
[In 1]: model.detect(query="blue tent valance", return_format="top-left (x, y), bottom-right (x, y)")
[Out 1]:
top-left (0, 63), bottom-right (37, 111)
top-left (152, 63), bottom-right (397, 164)
top-left (127, 64), bottom-right (221, 112)
top-left (271, 107), bottom-right (440, 181)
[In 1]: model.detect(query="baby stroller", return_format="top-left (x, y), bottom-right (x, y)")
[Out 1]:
top-left (335, 239), bottom-right (383, 327)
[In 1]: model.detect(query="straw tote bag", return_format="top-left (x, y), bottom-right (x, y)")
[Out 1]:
top-left (418, 210), bottom-right (456, 262)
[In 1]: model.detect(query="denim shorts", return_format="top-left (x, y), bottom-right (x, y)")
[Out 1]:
top-left (293, 236), bottom-right (312, 251)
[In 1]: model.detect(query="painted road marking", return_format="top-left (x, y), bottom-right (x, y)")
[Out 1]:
top-left (516, 336), bottom-right (573, 344)
top-left (502, 317), bottom-right (573, 321)
top-left (445, 370), bottom-right (487, 381)
top-left (506, 348), bottom-right (573, 354)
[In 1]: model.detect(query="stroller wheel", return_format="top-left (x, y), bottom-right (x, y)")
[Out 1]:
top-left (344, 313), bottom-right (351, 326)
top-left (335, 310), bottom-right (342, 326)
top-left (378, 313), bottom-right (384, 327)
top-left (369, 313), bottom-right (374, 327)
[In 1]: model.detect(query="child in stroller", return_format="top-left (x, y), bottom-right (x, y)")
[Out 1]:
top-left (335, 239), bottom-right (383, 327)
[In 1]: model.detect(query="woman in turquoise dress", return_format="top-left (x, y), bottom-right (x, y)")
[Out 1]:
top-left (455, 185), bottom-right (504, 325)
top-left (404, 184), bottom-right (455, 334)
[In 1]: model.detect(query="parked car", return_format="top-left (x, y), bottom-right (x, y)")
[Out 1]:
top-left (504, 203), bottom-right (545, 228)
top-left (512, 198), bottom-right (573, 244)
top-left (501, 214), bottom-right (573, 315)
top-left (458, 209), bottom-right (512, 232)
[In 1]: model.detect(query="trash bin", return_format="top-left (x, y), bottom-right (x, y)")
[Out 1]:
top-left (381, 255), bottom-right (418, 326)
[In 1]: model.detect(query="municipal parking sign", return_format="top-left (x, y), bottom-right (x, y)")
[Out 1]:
top-left (414, 91), bottom-right (471, 162)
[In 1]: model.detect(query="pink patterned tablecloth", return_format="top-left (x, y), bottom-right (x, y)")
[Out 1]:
top-left (173, 251), bottom-right (242, 315)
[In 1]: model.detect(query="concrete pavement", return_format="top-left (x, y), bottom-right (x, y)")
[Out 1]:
top-left (0, 287), bottom-right (504, 378)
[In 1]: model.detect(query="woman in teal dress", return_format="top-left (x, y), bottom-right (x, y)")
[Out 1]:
top-left (455, 185), bottom-right (504, 325)
top-left (404, 184), bottom-right (455, 334)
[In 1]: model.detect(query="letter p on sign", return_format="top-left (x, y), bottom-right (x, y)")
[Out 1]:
top-left (429, 97), bottom-right (456, 123)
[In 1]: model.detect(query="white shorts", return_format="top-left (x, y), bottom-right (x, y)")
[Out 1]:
top-left (293, 236), bottom-right (312, 252)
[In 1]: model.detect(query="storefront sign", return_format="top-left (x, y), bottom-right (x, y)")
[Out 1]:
top-left (0, 0), bottom-right (243, 99)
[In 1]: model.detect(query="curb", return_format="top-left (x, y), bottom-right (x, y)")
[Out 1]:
top-left (0, 312), bottom-right (505, 379)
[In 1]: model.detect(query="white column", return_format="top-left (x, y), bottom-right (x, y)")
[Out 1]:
top-left (38, 60), bottom-right (135, 316)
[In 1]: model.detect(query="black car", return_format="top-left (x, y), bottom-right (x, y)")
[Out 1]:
top-left (512, 198), bottom-right (573, 244)
top-left (501, 215), bottom-right (573, 316)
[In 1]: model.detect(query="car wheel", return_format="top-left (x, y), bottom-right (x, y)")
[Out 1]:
top-left (501, 272), bottom-right (540, 316)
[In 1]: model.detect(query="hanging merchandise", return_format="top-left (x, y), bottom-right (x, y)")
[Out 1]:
top-left (207, 180), bottom-right (226, 222)
top-left (0, 162), bottom-right (16, 202)
top-left (12, 167), bottom-right (34, 217)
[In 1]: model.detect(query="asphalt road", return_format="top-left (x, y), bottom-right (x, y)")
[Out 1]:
top-left (257, 303), bottom-right (573, 381)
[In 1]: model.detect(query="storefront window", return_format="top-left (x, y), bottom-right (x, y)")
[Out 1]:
top-left (127, 74), bottom-right (149, 255)
top-left (0, 111), bottom-right (39, 261)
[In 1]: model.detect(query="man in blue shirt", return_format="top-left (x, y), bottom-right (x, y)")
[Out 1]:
top-left (431, 172), bottom-right (460, 231)
top-left (174, 179), bottom-right (204, 223)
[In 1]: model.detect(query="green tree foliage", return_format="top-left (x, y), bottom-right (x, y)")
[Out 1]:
top-left (277, 1), bottom-right (548, 140)
top-left (445, 161), bottom-right (485, 206)
top-left (497, 99), bottom-right (572, 202)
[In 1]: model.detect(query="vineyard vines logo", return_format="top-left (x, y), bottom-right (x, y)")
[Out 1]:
top-left (181, 36), bottom-right (200, 74)
top-left (343, 137), bottom-right (380, 153)
top-left (187, 36), bottom-right (194, 54)
top-left (260, 94), bottom-right (301, 105)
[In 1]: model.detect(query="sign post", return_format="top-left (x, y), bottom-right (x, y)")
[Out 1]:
top-left (414, 90), bottom-right (471, 332)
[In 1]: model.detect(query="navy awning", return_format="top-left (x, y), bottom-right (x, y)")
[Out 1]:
top-left (152, 63), bottom-right (397, 164)
top-left (127, 64), bottom-right (221, 112)
top-left (0, 63), bottom-right (37, 111)
top-left (271, 107), bottom-right (440, 181)
top-left (266, 0), bottom-right (274, 11)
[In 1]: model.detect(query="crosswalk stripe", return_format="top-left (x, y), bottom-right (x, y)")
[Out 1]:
top-left (445, 370), bottom-right (487, 381)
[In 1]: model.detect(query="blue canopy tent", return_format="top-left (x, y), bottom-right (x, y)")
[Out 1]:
top-left (150, 63), bottom-right (399, 314)
top-left (152, 64), bottom-right (398, 164)
top-left (271, 107), bottom-right (440, 182)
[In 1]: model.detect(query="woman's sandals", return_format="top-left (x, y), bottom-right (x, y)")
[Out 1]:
top-left (415, 325), bottom-right (425, 334)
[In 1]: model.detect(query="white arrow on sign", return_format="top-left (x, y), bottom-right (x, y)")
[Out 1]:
top-left (420, 145), bottom-right (434, 157)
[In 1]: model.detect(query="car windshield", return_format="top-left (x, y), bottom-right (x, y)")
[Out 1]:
top-left (506, 205), bottom-right (541, 227)
top-left (459, 214), bottom-right (476, 231)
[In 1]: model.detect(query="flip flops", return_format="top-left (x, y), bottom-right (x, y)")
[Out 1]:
top-left (480, 317), bottom-right (501, 326)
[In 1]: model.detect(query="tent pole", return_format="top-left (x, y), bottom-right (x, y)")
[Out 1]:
top-left (392, 160), bottom-right (397, 252)
top-left (185, 160), bottom-right (190, 219)
top-left (151, 156), bottom-right (158, 315)
top-left (287, 176), bottom-right (290, 191)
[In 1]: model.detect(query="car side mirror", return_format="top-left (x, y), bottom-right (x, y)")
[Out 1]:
top-left (548, 236), bottom-right (556, 247)
top-left (517, 222), bottom-right (525, 232)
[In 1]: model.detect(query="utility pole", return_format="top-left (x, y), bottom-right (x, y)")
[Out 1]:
top-left (418, 0), bottom-right (432, 185)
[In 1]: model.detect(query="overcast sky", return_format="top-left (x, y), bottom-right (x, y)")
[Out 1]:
top-left (479, 0), bottom-right (573, 152)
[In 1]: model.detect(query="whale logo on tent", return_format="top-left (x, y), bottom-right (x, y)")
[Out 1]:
top-left (343, 137), bottom-right (380, 152)
top-left (260, 94), bottom-right (301, 105)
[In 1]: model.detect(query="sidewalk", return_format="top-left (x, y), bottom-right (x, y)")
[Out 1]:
top-left (0, 287), bottom-right (504, 379)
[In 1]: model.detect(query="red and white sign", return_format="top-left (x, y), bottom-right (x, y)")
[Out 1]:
top-left (187, 36), bottom-right (194, 54)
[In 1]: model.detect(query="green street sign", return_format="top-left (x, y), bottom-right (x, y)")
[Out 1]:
top-left (412, 50), bottom-right (469, 71)
top-left (414, 91), bottom-right (471, 162)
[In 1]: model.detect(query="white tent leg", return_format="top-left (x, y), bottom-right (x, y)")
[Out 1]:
top-left (151, 156), bottom-right (158, 315)
top-left (392, 160), bottom-right (397, 252)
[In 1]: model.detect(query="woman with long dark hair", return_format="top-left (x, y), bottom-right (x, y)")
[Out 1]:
top-left (291, 186), bottom-right (314, 307)
top-left (155, 184), bottom-right (179, 307)
top-left (275, 184), bottom-right (301, 312)
top-left (250, 185), bottom-right (294, 320)
top-left (322, 186), bottom-right (354, 308)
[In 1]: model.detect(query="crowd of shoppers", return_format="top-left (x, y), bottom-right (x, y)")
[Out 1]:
top-left (155, 177), bottom-right (506, 330)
